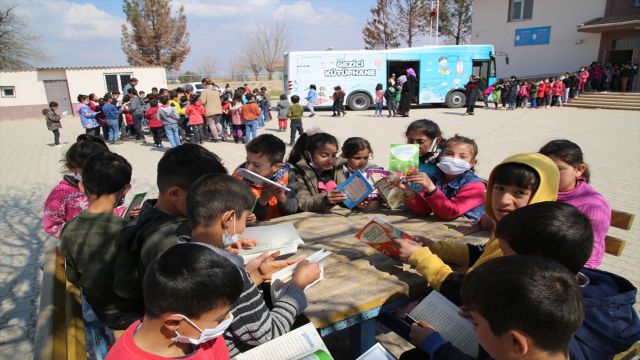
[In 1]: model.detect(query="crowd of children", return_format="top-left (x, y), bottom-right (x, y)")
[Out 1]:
top-left (62, 79), bottom-right (277, 149)
top-left (44, 110), bottom-right (640, 359)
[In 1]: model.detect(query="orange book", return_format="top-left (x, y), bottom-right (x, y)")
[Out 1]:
top-left (355, 216), bottom-right (415, 257)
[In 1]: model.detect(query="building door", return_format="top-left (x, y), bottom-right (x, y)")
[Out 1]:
top-left (44, 80), bottom-right (73, 115)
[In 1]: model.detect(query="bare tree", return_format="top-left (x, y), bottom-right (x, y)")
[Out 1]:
top-left (197, 55), bottom-right (218, 77)
top-left (394, 0), bottom-right (429, 47)
top-left (121, 0), bottom-right (190, 70)
top-left (245, 47), bottom-right (262, 81)
top-left (0, 5), bottom-right (46, 70)
top-left (439, 0), bottom-right (472, 45)
top-left (250, 22), bottom-right (291, 80)
top-left (362, 0), bottom-right (401, 50)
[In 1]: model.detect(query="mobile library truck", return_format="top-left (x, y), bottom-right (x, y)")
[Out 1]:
top-left (283, 45), bottom-right (497, 110)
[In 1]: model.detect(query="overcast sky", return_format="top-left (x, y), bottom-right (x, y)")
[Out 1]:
top-left (12, 0), bottom-right (382, 72)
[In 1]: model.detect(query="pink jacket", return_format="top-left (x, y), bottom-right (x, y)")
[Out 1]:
top-left (375, 89), bottom-right (384, 103)
top-left (43, 177), bottom-right (126, 238)
top-left (230, 102), bottom-right (243, 125)
top-left (186, 101), bottom-right (205, 125)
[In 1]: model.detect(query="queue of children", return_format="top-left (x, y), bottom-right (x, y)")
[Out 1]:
top-left (44, 112), bottom-right (639, 359)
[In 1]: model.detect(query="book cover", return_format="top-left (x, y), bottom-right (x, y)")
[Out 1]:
top-left (389, 144), bottom-right (419, 175)
top-left (235, 322), bottom-right (333, 360)
top-left (237, 168), bottom-right (291, 192)
top-left (354, 216), bottom-right (415, 257)
top-left (336, 171), bottom-right (375, 209)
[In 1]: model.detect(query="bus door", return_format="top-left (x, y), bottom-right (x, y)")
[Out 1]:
top-left (472, 60), bottom-right (490, 92)
top-left (388, 60), bottom-right (420, 104)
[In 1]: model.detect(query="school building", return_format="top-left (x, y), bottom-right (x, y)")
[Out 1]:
top-left (0, 66), bottom-right (167, 120)
top-left (471, 0), bottom-right (640, 84)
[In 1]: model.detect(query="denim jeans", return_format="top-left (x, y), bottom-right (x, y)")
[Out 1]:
top-left (107, 119), bottom-right (120, 141)
top-left (164, 123), bottom-right (180, 147)
top-left (257, 114), bottom-right (265, 128)
top-left (244, 120), bottom-right (258, 141)
top-left (375, 102), bottom-right (383, 115)
top-left (52, 129), bottom-right (60, 145)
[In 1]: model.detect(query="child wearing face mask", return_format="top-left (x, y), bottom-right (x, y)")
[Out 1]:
top-left (61, 152), bottom-right (143, 330)
top-left (43, 135), bottom-right (113, 238)
top-left (402, 135), bottom-right (485, 221)
top-left (106, 243), bottom-right (243, 359)
top-left (186, 174), bottom-right (320, 356)
top-left (288, 130), bottom-right (349, 212)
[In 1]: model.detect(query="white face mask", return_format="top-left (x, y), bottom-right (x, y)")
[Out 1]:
top-left (171, 313), bottom-right (233, 345)
top-left (73, 173), bottom-right (83, 182)
top-left (222, 213), bottom-right (239, 247)
top-left (437, 156), bottom-right (471, 176)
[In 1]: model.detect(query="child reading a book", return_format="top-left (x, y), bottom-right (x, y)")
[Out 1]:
top-left (339, 137), bottom-right (381, 209)
top-left (404, 256), bottom-right (584, 360)
top-left (106, 243), bottom-right (243, 359)
top-left (496, 202), bottom-right (640, 360)
top-left (187, 173), bottom-right (321, 356)
top-left (402, 135), bottom-right (485, 221)
top-left (539, 139), bottom-right (611, 269)
top-left (43, 135), bottom-right (111, 239)
top-left (404, 119), bottom-right (444, 177)
top-left (61, 152), bottom-right (143, 329)
top-left (232, 134), bottom-right (298, 221)
top-left (393, 153), bottom-right (559, 304)
top-left (288, 130), bottom-right (348, 212)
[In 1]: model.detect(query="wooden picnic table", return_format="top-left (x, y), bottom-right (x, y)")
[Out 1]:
top-left (263, 208), bottom-right (490, 356)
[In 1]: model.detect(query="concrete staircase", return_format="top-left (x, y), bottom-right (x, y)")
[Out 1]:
top-left (566, 92), bottom-right (640, 111)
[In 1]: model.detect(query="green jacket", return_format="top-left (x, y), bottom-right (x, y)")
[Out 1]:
top-left (287, 104), bottom-right (304, 119)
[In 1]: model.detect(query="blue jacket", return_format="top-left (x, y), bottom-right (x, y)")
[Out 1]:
top-left (306, 89), bottom-right (317, 103)
top-left (570, 268), bottom-right (640, 360)
top-left (432, 169), bottom-right (486, 221)
top-left (101, 103), bottom-right (121, 120)
top-left (78, 103), bottom-right (98, 129)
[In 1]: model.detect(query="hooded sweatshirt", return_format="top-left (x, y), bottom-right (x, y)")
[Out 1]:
top-left (407, 153), bottom-right (560, 298)
top-left (569, 268), bottom-right (640, 360)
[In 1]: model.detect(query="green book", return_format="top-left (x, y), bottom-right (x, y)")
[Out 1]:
top-left (389, 144), bottom-right (419, 175)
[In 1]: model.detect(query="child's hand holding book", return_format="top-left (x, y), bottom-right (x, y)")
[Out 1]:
top-left (258, 250), bottom-right (298, 280)
top-left (326, 189), bottom-right (347, 205)
top-left (292, 260), bottom-right (321, 289)
top-left (410, 321), bottom-right (438, 347)
top-left (391, 237), bottom-right (424, 261)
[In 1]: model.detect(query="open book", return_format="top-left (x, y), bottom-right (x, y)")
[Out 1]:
top-left (368, 169), bottom-right (404, 210)
top-left (239, 223), bottom-right (304, 264)
top-left (355, 216), bottom-right (415, 257)
top-left (270, 249), bottom-right (331, 301)
top-left (235, 322), bottom-right (334, 360)
top-left (409, 291), bottom-right (479, 357)
top-left (236, 168), bottom-right (291, 192)
top-left (356, 343), bottom-right (395, 360)
top-left (389, 144), bottom-right (419, 175)
top-left (336, 170), bottom-right (375, 209)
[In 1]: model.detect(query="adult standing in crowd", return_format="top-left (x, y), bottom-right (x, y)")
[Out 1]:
top-left (127, 88), bottom-right (146, 142)
top-left (200, 78), bottom-right (223, 142)
top-left (397, 68), bottom-right (417, 117)
top-left (122, 78), bottom-right (138, 96)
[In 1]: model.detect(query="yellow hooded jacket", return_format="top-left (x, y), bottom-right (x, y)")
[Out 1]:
top-left (407, 153), bottom-right (560, 290)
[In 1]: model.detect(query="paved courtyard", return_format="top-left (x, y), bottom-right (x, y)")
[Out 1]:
top-left (0, 105), bottom-right (638, 359)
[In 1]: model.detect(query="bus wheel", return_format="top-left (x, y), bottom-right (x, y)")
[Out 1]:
top-left (445, 91), bottom-right (466, 108)
top-left (347, 92), bottom-right (371, 111)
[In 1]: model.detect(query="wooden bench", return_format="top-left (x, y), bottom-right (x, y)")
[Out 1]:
top-left (605, 209), bottom-right (635, 256)
top-left (34, 245), bottom-right (87, 360)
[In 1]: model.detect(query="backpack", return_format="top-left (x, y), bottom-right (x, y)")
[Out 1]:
top-left (385, 87), bottom-right (395, 100)
top-left (113, 200), bottom-right (189, 300)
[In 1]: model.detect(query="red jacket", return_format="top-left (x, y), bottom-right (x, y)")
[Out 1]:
top-left (144, 106), bottom-right (163, 128)
top-left (186, 101), bottom-right (205, 125)
top-left (552, 81), bottom-right (565, 96)
top-left (405, 181), bottom-right (486, 220)
top-left (536, 83), bottom-right (546, 98)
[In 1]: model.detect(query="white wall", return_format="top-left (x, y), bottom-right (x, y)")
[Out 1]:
top-left (65, 67), bottom-right (167, 99)
top-left (472, 0), bottom-right (605, 77)
top-left (0, 71), bottom-right (47, 106)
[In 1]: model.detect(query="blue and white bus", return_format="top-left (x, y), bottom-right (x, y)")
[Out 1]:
top-left (283, 45), bottom-right (497, 110)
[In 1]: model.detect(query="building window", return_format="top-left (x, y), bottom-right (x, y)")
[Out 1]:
top-left (104, 73), bottom-right (133, 93)
top-left (1, 86), bottom-right (15, 98)
top-left (509, 0), bottom-right (534, 21)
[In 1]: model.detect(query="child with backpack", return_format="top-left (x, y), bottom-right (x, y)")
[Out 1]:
top-left (385, 83), bottom-right (397, 117)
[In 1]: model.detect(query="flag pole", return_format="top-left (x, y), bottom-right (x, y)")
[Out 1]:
top-left (435, 0), bottom-right (439, 45)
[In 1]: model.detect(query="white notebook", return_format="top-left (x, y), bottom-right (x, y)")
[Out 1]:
top-left (409, 291), bottom-right (478, 357)
top-left (270, 249), bottom-right (331, 301)
top-left (239, 223), bottom-right (304, 264)
top-left (235, 322), bottom-right (333, 360)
